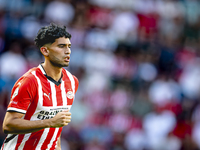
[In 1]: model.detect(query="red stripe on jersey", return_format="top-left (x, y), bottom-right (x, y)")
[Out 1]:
top-left (50, 128), bottom-right (62, 150)
top-left (67, 97), bottom-right (73, 105)
top-left (55, 85), bottom-right (63, 106)
top-left (15, 134), bottom-right (25, 150)
top-left (1, 142), bottom-right (4, 150)
top-left (24, 74), bottom-right (39, 120)
top-left (41, 128), bottom-right (55, 150)
top-left (22, 129), bottom-right (45, 149)
top-left (73, 76), bottom-right (79, 93)
top-left (63, 74), bottom-right (73, 105)
top-left (66, 84), bottom-right (73, 105)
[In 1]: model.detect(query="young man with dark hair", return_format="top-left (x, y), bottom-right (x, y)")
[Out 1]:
top-left (1, 23), bottom-right (79, 150)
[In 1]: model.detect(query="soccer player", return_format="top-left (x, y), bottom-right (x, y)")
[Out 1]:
top-left (1, 23), bottom-right (79, 150)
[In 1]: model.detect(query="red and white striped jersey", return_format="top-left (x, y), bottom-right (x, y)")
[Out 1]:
top-left (1, 64), bottom-right (79, 150)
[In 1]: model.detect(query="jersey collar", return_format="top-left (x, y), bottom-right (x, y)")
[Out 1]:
top-left (38, 63), bottom-right (63, 86)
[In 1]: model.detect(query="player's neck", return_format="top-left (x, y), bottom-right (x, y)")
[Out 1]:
top-left (42, 61), bottom-right (62, 82)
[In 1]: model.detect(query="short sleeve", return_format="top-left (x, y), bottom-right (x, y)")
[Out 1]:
top-left (7, 77), bottom-right (37, 114)
top-left (73, 75), bottom-right (79, 93)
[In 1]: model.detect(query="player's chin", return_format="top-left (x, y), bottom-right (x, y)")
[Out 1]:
top-left (62, 62), bottom-right (69, 67)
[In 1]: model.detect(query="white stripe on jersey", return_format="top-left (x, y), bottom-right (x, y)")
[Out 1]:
top-left (7, 107), bottom-right (26, 114)
top-left (17, 133), bottom-right (31, 150)
top-left (46, 128), bottom-right (59, 150)
top-left (30, 70), bottom-right (45, 121)
top-left (49, 80), bottom-right (57, 106)
top-left (32, 71), bottom-right (43, 106)
top-left (61, 80), bottom-right (67, 106)
top-left (31, 71), bottom-right (51, 149)
top-left (38, 64), bottom-right (46, 75)
top-left (35, 128), bottom-right (50, 149)
top-left (2, 134), bottom-right (18, 150)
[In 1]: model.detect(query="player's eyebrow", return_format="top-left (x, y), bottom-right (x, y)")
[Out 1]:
top-left (57, 44), bottom-right (71, 48)
top-left (58, 44), bottom-right (65, 46)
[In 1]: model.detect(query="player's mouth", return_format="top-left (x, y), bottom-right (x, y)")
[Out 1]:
top-left (64, 56), bottom-right (70, 62)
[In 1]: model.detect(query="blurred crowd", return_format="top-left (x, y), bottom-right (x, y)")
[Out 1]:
top-left (1, 0), bottom-right (200, 150)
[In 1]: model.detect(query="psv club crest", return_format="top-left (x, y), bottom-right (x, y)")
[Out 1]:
top-left (67, 91), bottom-right (74, 99)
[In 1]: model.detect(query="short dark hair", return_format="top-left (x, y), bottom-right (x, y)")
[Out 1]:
top-left (34, 23), bottom-right (71, 48)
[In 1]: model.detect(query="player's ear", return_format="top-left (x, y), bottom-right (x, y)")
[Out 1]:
top-left (40, 46), bottom-right (49, 56)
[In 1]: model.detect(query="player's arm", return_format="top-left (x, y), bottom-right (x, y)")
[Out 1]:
top-left (3, 76), bottom-right (71, 134)
top-left (3, 110), bottom-right (71, 134)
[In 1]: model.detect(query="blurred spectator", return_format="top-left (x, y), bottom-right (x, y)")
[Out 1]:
top-left (0, 41), bottom-right (27, 92)
top-left (124, 128), bottom-right (146, 150)
top-left (109, 85), bottom-right (131, 112)
top-left (20, 16), bottom-right (41, 41)
top-left (148, 74), bottom-right (181, 107)
top-left (130, 89), bottom-right (153, 118)
top-left (179, 57), bottom-right (200, 99)
top-left (44, 0), bottom-right (75, 25)
top-left (143, 109), bottom-right (177, 150)
top-left (109, 9), bottom-right (139, 42)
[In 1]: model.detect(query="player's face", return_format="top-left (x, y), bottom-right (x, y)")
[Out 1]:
top-left (47, 37), bottom-right (71, 68)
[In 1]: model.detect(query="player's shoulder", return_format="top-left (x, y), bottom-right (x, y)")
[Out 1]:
top-left (11, 68), bottom-right (37, 90)
top-left (18, 67), bottom-right (41, 85)
top-left (22, 67), bottom-right (38, 79)
top-left (62, 68), bottom-right (79, 82)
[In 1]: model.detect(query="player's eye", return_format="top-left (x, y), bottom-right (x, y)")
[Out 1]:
top-left (58, 45), bottom-right (64, 48)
